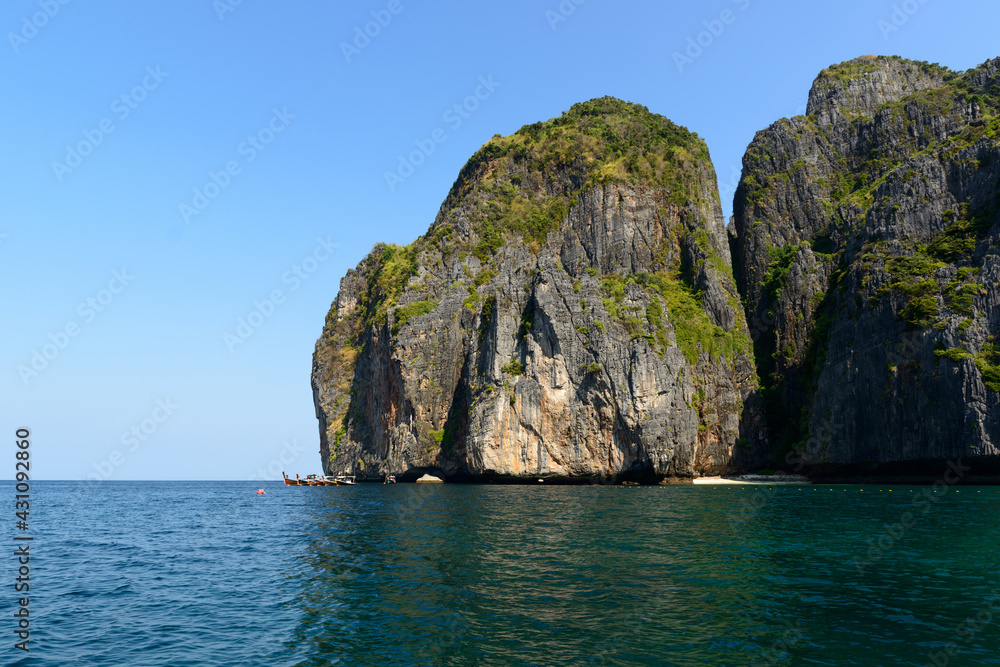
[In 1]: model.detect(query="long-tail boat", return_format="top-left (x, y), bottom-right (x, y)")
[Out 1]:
top-left (283, 472), bottom-right (356, 486)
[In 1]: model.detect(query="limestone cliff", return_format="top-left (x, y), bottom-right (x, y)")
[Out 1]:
top-left (313, 98), bottom-right (760, 482)
top-left (731, 56), bottom-right (1000, 470)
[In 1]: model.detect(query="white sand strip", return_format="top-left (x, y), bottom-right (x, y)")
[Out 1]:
top-left (693, 476), bottom-right (811, 485)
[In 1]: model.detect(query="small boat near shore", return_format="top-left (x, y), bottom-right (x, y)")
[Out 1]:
top-left (283, 472), bottom-right (357, 486)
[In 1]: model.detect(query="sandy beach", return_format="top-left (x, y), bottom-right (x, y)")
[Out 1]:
top-left (693, 476), bottom-right (811, 485)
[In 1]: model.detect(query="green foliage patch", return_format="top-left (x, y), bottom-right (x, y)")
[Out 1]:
top-left (873, 202), bottom-right (994, 328)
top-left (944, 283), bottom-right (979, 318)
top-left (900, 295), bottom-right (939, 329)
top-left (478, 296), bottom-right (495, 344)
top-left (362, 243), bottom-right (422, 327)
top-left (501, 361), bottom-right (525, 376)
top-left (934, 346), bottom-right (973, 363)
top-left (600, 271), bottom-right (750, 365)
top-left (927, 206), bottom-right (993, 262)
top-left (976, 339), bottom-right (1000, 393)
top-left (392, 300), bottom-right (438, 336)
top-left (448, 97), bottom-right (711, 259)
top-left (762, 243), bottom-right (804, 301)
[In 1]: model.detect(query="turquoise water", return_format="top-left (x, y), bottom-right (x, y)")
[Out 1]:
top-left (3, 481), bottom-right (999, 665)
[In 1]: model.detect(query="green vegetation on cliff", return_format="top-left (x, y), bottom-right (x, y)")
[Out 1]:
top-left (363, 244), bottom-right (422, 324)
top-left (975, 339), bottom-right (1000, 392)
top-left (744, 58), bottom-right (1000, 231)
top-left (816, 55), bottom-right (952, 87)
top-left (327, 97), bottom-right (721, 345)
top-left (735, 55), bottom-right (1000, 465)
top-left (458, 97), bottom-right (708, 196)
top-left (744, 57), bottom-right (999, 334)
top-left (314, 96), bottom-right (756, 476)
top-left (866, 203), bottom-right (994, 329)
top-left (439, 97), bottom-right (713, 258)
top-left (600, 271), bottom-right (750, 365)
top-left (392, 300), bottom-right (438, 336)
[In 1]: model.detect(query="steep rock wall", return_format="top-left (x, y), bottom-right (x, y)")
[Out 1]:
top-left (313, 99), bottom-right (761, 481)
top-left (732, 56), bottom-right (1000, 468)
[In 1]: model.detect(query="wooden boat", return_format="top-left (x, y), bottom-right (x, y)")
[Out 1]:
top-left (283, 472), bottom-right (355, 486)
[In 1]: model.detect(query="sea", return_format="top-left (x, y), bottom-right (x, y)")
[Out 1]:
top-left (2, 480), bottom-right (999, 666)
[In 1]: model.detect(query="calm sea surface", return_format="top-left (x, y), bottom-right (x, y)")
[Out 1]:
top-left (2, 481), bottom-right (999, 666)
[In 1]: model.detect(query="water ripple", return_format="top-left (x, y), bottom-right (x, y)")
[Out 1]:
top-left (2, 482), bottom-right (998, 665)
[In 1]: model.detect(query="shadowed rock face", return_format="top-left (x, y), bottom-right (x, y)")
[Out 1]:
top-left (731, 56), bottom-right (1000, 469)
top-left (315, 58), bottom-right (1000, 481)
top-left (313, 98), bottom-right (760, 482)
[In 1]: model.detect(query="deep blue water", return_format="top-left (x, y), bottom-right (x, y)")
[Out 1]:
top-left (1, 481), bottom-right (999, 666)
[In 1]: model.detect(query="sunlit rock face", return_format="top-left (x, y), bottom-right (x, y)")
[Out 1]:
top-left (313, 98), bottom-right (760, 482)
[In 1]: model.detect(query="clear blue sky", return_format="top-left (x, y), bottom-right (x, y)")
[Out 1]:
top-left (2, 0), bottom-right (995, 480)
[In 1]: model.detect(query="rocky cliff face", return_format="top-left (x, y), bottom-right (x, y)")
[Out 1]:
top-left (313, 98), bottom-right (760, 482)
top-left (731, 56), bottom-right (1000, 469)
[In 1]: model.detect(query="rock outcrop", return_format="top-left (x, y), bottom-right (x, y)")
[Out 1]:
top-left (312, 98), bottom-right (760, 482)
top-left (316, 57), bottom-right (1000, 481)
top-left (731, 55), bottom-right (1000, 470)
